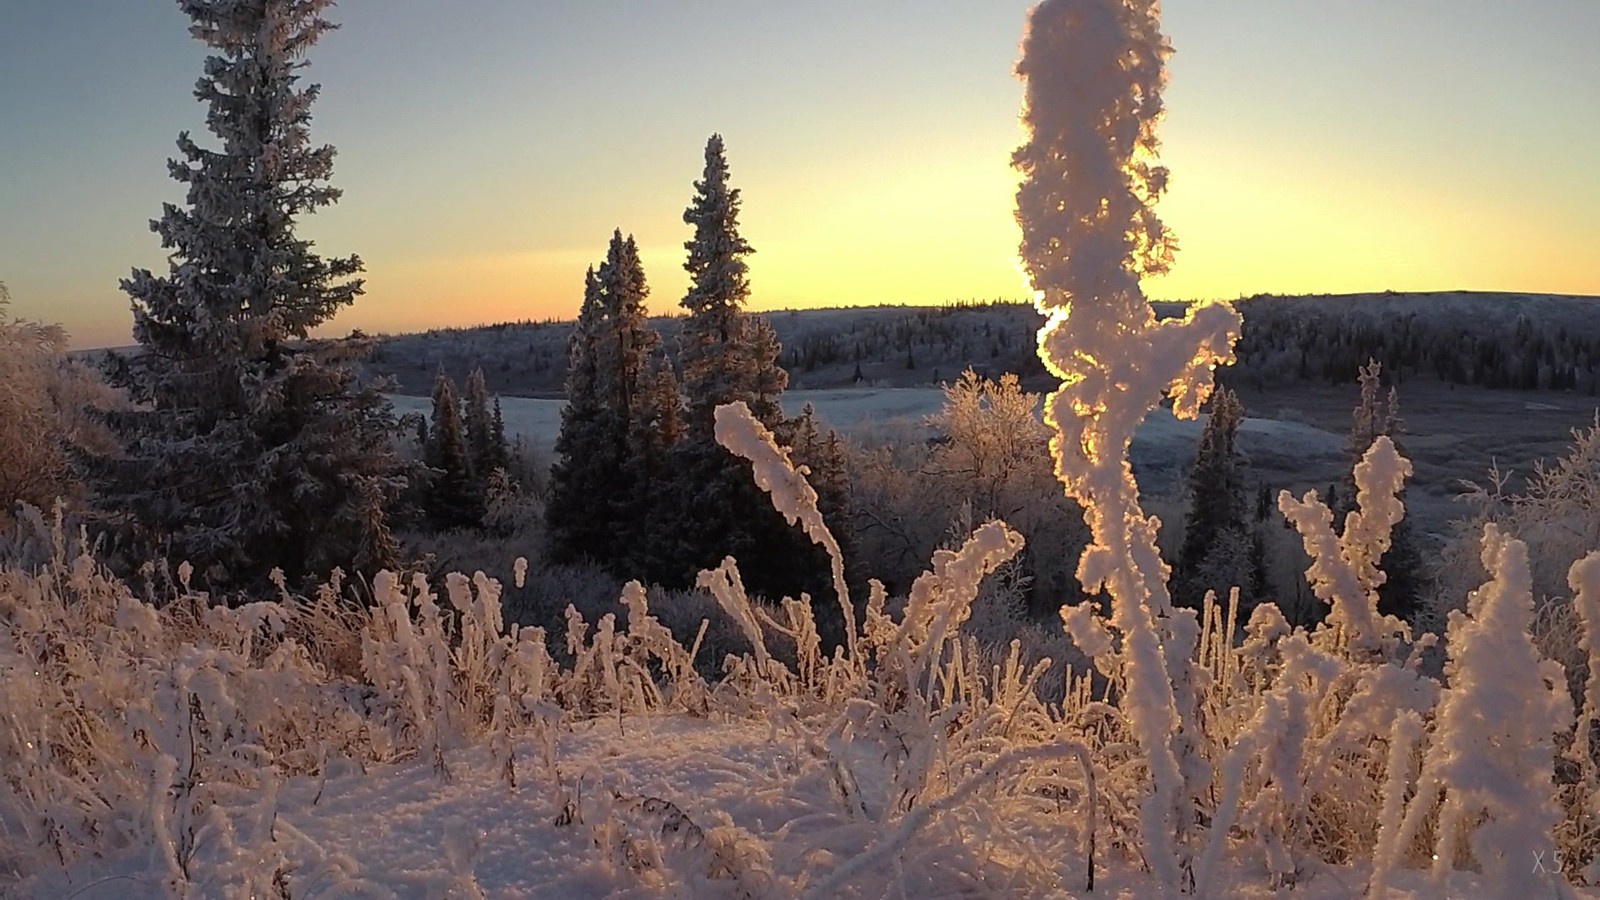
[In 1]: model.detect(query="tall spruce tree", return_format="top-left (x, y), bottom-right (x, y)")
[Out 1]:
top-left (462, 367), bottom-right (496, 485)
top-left (87, 0), bottom-right (402, 590)
top-left (678, 134), bottom-right (788, 435)
top-left (1336, 360), bottom-right (1426, 621)
top-left (547, 233), bottom-right (668, 569)
top-left (546, 266), bottom-right (610, 565)
top-left (666, 134), bottom-right (807, 598)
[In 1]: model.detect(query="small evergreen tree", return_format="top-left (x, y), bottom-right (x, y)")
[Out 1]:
top-left (1336, 359), bottom-right (1426, 621)
top-left (86, 0), bottom-right (403, 589)
top-left (489, 396), bottom-right (511, 473)
top-left (462, 367), bottom-right (495, 486)
top-left (423, 372), bottom-right (479, 529)
top-left (1174, 387), bottom-right (1255, 608)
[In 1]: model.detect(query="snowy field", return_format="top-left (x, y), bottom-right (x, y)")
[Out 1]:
top-left (390, 387), bottom-right (1346, 496)
top-left (17, 714), bottom-right (1557, 899)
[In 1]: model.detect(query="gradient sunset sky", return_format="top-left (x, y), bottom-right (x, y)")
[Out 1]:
top-left (2, 1), bottom-right (1596, 349)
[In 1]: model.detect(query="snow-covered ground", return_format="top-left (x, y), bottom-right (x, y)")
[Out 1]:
top-left (17, 714), bottom-right (1555, 899)
top-left (391, 388), bottom-right (1345, 494)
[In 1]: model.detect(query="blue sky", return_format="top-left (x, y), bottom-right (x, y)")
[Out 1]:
top-left (2, 1), bottom-right (1596, 348)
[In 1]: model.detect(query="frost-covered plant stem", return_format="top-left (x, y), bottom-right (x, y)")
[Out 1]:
top-left (1367, 710), bottom-right (1425, 896)
top-left (1414, 524), bottom-right (1573, 897)
top-left (798, 742), bottom-right (1092, 899)
top-left (1569, 551), bottom-right (1600, 784)
top-left (1014, 0), bottom-right (1240, 888)
top-left (1277, 435), bottom-right (1412, 658)
top-left (715, 400), bottom-right (858, 663)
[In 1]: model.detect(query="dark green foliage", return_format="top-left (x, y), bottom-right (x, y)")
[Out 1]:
top-left (423, 372), bottom-right (480, 529)
top-left (1173, 387), bottom-right (1256, 609)
top-left (677, 134), bottom-right (787, 438)
top-left (546, 233), bottom-right (669, 569)
top-left (655, 134), bottom-right (816, 600)
top-left (490, 396), bottom-right (511, 473)
top-left (616, 356), bottom-right (685, 579)
top-left (462, 368), bottom-right (500, 485)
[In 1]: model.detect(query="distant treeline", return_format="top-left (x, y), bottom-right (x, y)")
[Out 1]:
top-left (359, 291), bottom-right (1600, 397)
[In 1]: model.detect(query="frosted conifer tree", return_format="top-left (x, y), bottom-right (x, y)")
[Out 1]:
top-left (86, 0), bottom-right (403, 589)
top-left (462, 367), bottom-right (497, 486)
top-left (547, 233), bottom-right (668, 570)
top-left (678, 134), bottom-right (788, 435)
top-left (666, 134), bottom-right (812, 598)
top-left (1174, 387), bottom-right (1254, 608)
top-left (489, 396), bottom-right (510, 474)
top-left (423, 372), bottom-right (478, 530)
top-left (593, 231), bottom-right (658, 429)
top-left (620, 354), bottom-right (685, 578)
top-left (546, 267), bottom-right (610, 564)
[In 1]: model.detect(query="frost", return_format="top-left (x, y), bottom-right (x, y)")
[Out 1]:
top-left (716, 400), bottom-right (857, 661)
top-left (1277, 435), bottom-right (1412, 657)
top-left (1405, 525), bottom-right (1573, 896)
top-left (1014, 0), bottom-right (1240, 886)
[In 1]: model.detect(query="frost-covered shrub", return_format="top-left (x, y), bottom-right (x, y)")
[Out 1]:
top-left (846, 371), bottom-right (1089, 609)
top-left (1438, 417), bottom-right (1600, 693)
top-left (0, 285), bottom-right (120, 531)
top-left (1394, 525), bottom-right (1572, 897)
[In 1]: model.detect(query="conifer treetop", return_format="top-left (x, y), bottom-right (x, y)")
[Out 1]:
top-left (128, 0), bottom-right (362, 368)
top-left (682, 133), bottom-right (753, 317)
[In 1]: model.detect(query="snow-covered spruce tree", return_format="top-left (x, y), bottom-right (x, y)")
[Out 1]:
top-left (1173, 386), bottom-right (1256, 609)
top-left (1336, 360), bottom-right (1425, 621)
top-left (1015, 0), bottom-right (1241, 889)
top-left (462, 367), bottom-right (508, 489)
top-left (662, 134), bottom-right (815, 599)
top-left (423, 371), bottom-right (479, 530)
top-left (86, 0), bottom-right (403, 590)
top-left (677, 134), bottom-right (786, 436)
top-left (591, 231), bottom-right (673, 577)
top-left (546, 232), bottom-right (667, 571)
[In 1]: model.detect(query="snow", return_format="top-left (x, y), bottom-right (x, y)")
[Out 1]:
top-left (17, 716), bottom-right (1577, 898)
top-left (392, 389), bottom-right (1344, 491)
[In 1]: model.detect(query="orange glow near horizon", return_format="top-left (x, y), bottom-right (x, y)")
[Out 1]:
top-left (307, 146), bottom-right (1598, 345)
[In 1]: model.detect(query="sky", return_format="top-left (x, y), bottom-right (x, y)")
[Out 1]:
top-left (1, 1), bottom-right (1597, 349)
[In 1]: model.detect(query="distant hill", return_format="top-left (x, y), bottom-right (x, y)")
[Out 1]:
top-left (362, 299), bottom-right (1140, 397)
top-left (347, 290), bottom-right (1600, 398)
